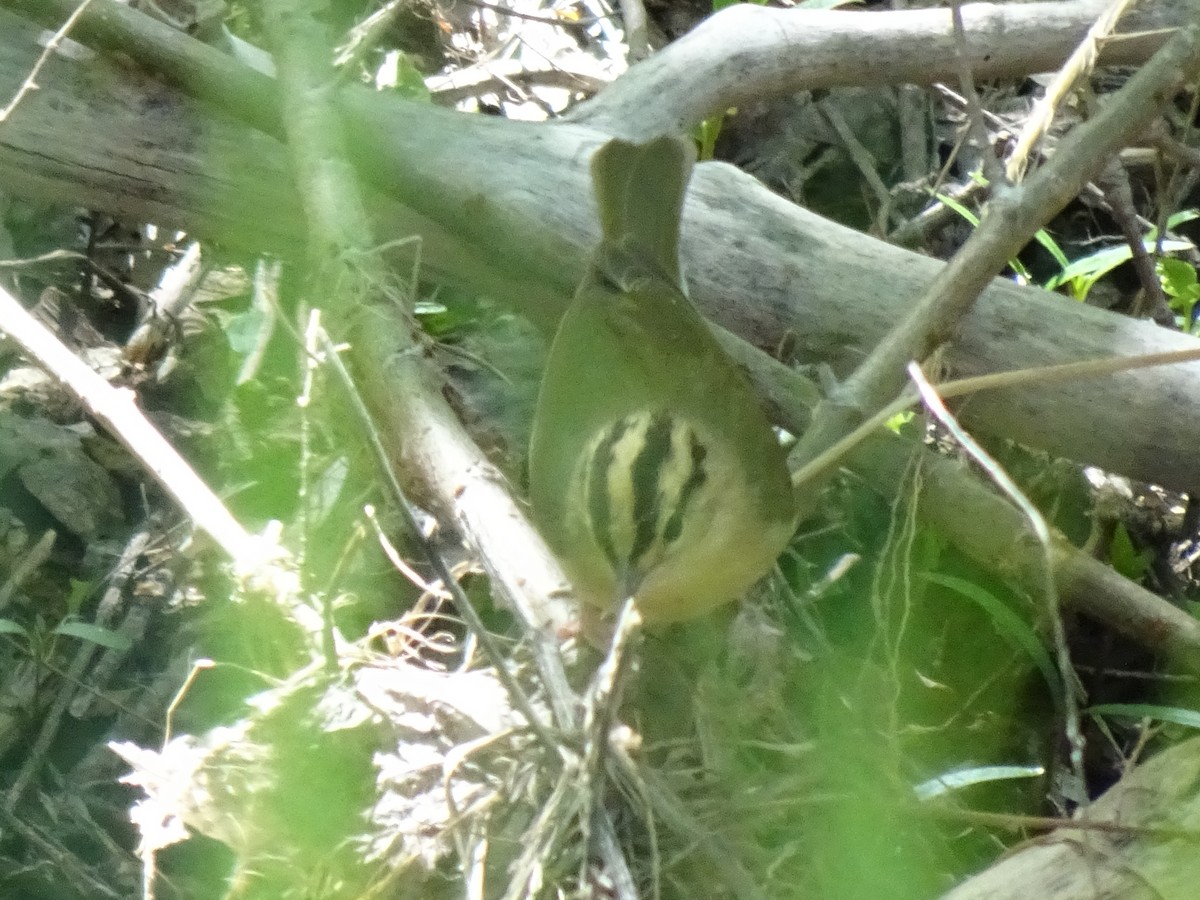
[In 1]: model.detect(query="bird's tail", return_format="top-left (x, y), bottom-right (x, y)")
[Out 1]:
top-left (589, 135), bottom-right (696, 287)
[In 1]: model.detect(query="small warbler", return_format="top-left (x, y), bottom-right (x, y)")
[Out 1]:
top-left (529, 135), bottom-right (796, 625)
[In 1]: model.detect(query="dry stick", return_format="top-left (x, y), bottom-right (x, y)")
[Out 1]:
top-left (793, 346), bottom-right (1200, 491)
top-left (259, 2), bottom-right (632, 885)
top-left (315, 327), bottom-right (566, 749)
top-left (579, 599), bottom-right (643, 900)
top-left (299, 312), bottom-right (336, 674)
top-left (322, 317), bottom-right (653, 896)
top-left (923, 802), bottom-right (1200, 838)
top-left (792, 17), bottom-right (1200, 482)
top-left (1095, 155), bottom-right (1174, 323)
top-left (235, 258), bottom-right (282, 386)
top-left (0, 0), bottom-right (95, 121)
top-left (618, 0), bottom-right (649, 62)
top-left (427, 64), bottom-right (607, 106)
top-left (818, 98), bottom-right (896, 233)
top-left (566, 0), bottom-right (1176, 137)
top-left (1006, 0), bottom-right (1136, 182)
top-left (949, 0), bottom-right (1001, 186)
top-left (0, 285), bottom-right (290, 578)
top-left (0, 528), bottom-right (54, 612)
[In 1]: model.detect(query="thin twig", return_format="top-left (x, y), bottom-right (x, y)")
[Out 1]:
top-left (793, 345), bottom-right (1200, 491)
top-left (1006, 0), bottom-right (1136, 182)
top-left (907, 362), bottom-right (1085, 802)
top-left (949, 0), bottom-right (1001, 185)
top-left (0, 0), bottom-right (96, 122)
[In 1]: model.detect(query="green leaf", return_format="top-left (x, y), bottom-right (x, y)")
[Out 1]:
top-left (922, 572), bottom-right (1061, 704)
top-left (225, 306), bottom-right (267, 354)
top-left (413, 299), bottom-right (447, 316)
top-left (914, 763), bottom-right (1045, 801)
top-left (958, 171), bottom-right (1067, 272)
top-left (1088, 702), bottom-right (1200, 730)
top-left (1108, 522), bottom-right (1152, 580)
top-left (1033, 228), bottom-right (1070, 271)
top-left (695, 114), bottom-right (725, 162)
top-left (1043, 238), bottom-right (1194, 296)
top-left (1164, 209), bottom-right (1200, 230)
top-left (934, 192), bottom-right (1031, 281)
top-left (950, 178), bottom-right (1197, 301)
top-left (1159, 255), bottom-right (1198, 294)
top-left (380, 51), bottom-right (432, 102)
top-left (66, 578), bottom-right (94, 618)
top-left (53, 620), bottom-right (132, 652)
top-left (934, 191), bottom-right (979, 226)
top-left (1159, 256), bottom-right (1200, 323)
top-left (0, 618), bottom-right (29, 639)
top-left (309, 456), bottom-right (350, 526)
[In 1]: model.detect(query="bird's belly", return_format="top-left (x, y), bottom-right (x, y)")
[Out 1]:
top-left (630, 493), bottom-right (793, 622)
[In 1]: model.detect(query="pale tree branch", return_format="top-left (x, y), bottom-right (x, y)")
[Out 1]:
top-left (567, 0), bottom-right (1182, 137)
top-left (3, 2), bottom-right (1200, 494)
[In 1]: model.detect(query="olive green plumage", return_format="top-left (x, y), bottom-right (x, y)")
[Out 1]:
top-left (528, 136), bottom-right (796, 624)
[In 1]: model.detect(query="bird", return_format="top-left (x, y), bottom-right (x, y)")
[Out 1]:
top-left (528, 135), bottom-right (797, 627)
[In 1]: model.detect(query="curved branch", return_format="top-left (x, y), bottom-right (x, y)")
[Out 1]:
top-left (567, 0), bottom-right (1180, 137)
